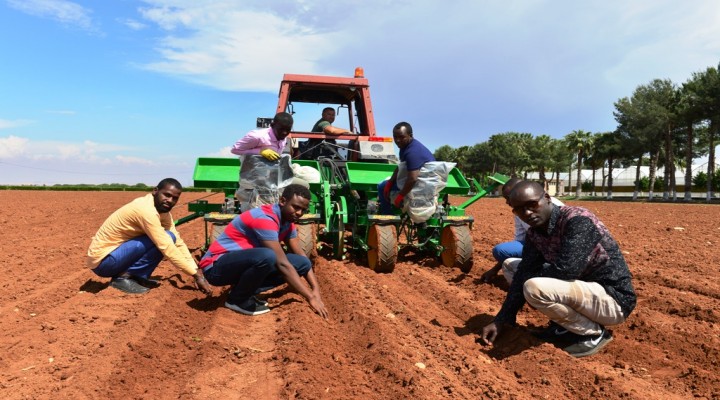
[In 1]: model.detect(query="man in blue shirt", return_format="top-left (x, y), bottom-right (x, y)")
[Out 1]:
top-left (378, 122), bottom-right (436, 214)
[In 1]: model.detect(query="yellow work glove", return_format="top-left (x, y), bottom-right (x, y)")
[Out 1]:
top-left (260, 149), bottom-right (280, 161)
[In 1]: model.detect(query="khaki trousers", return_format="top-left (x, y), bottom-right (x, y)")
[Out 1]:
top-left (523, 277), bottom-right (626, 336)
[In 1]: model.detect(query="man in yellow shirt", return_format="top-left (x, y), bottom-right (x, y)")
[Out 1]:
top-left (86, 178), bottom-right (213, 295)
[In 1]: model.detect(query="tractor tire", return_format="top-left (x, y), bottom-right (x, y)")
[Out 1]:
top-left (440, 225), bottom-right (473, 273)
top-left (367, 224), bottom-right (398, 273)
top-left (296, 224), bottom-right (318, 261)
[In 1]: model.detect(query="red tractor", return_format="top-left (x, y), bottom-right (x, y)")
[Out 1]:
top-left (271, 67), bottom-right (396, 162)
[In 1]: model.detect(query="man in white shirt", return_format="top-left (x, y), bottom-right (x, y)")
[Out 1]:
top-left (480, 178), bottom-right (564, 284)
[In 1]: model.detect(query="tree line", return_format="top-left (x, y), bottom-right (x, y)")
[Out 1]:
top-left (434, 62), bottom-right (720, 202)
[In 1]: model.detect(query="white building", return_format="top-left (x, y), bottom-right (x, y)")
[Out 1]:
top-left (524, 161), bottom-right (719, 198)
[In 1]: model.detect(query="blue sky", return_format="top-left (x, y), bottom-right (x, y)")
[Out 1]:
top-left (1, 0), bottom-right (719, 185)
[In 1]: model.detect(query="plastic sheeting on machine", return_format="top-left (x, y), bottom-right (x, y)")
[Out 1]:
top-left (236, 154), bottom-right (295, 210)
top-left (395, 161), bottom-right (456, 223)
top-left (291, 163), bottom-right (321, 183)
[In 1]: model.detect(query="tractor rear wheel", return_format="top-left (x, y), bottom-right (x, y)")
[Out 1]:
top-left (296, 224), bottom-right (318, 261)
top-left (440, 225), bottom-right (473, 273)
top-left (367, 224), bottom-right (398, 273)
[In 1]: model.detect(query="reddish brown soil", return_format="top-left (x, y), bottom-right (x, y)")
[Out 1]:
top-left (1, 190), bottom-right (719, 399)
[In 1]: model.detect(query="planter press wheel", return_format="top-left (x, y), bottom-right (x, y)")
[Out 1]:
top-left (296, 223), bottom-right (318, 261)
top-left (367, 224), bottom-right (398, 273)
top-left (440, 224), bottom-right (474, 273)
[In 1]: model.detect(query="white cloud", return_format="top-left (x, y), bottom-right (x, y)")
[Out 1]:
top-left (0, 135), bottom-right (29, 158)
top-left (119, 18), bottom-right (147, 30)
top-left (207, 146), bottom-right (234, 158)
top-left (0, 135), bottom-right (195, 185)
top-left (601, 3), bottom-right (720, 88)
top-left (0, 119), bottom-right (34, 129)
top-left (0, 135), bottom-right (135, 162)
top-left (115, 155), bottom-right (157, 166)
top-left (6, 0), bottom-right (96, 32)
top-left (136, 1), bottom-right (348, 91)
top-left (129, 0), bottom-right (720, 112)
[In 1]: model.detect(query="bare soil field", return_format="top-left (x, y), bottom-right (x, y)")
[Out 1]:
top-left (0, 190), bottom-right (719, 399)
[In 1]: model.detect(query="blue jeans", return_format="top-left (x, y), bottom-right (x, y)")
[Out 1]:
top-left (377, 180), bottom-right (400, 215)
top-left (92, 231), bottom-right (176, 279)
top-left (492, 240), bottom-right (524, 263)
top-left (202, 248), bottom-right (311, 304)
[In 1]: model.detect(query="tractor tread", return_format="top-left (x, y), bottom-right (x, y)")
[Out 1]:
top-left (441, 225), bottom-right (474, 273)
top-left (368, 225), bottom-right (398, 273)
top-left (297, 224), bottom-right (318, 261)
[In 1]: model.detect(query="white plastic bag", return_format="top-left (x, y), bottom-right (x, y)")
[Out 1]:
top-left (291, 164), bottom-right (321, 183)
top-left (236, 154), bottom-right (295, 209)
top-left (395, 161), bottom-right (456, 223)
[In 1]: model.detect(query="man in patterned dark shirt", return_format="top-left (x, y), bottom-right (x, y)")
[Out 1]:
top-left (480, 181), bottom-right (636, 358)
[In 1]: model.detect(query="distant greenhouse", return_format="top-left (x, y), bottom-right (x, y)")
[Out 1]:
top-left (524, 161), bottom-right (720, 199)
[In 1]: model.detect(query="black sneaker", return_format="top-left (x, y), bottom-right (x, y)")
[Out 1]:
top-left (252, 296), bottom-right (269, 307)
top-left (563, 328), bottom-right (613, 358)
top-left (225, 299), bottom-right (270, 316)
top-left (531, 322), bottom-right (575, 343)
top-left (110, 276), bottom-right (149, 294)
top-left (129, 275), bottom-right (161, 289)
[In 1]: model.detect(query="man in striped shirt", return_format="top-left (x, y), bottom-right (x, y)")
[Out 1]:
top-left (200, 184), bottom-right (328, 318)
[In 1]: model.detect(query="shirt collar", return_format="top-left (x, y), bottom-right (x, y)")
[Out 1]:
top-left (144, 193), bottom-right (161, 216)
top-left (542, 203), bottom-right (561, 235)
top-left (272, 203), bottom-right (284, 224)
top-left (268, 127), bottom-right (279, 142)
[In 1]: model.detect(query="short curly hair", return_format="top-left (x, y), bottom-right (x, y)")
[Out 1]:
top-left (281, 184), bottom-right (312, 201)
top-left (156, 178), bottom-right (182, 191)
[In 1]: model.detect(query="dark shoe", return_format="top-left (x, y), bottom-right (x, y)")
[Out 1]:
top-left (531, 321), bottom-right (575, 343)
top-left (225, 299), bottom-right (270, 316)
top-left (252, 296), bottom-right (269, 307)
top-left (563, 328), bottom-right (613, 358)
top-left (110, 276), bottom-right (149, 294)
top-left (129, 275), bottom-right (161, 289)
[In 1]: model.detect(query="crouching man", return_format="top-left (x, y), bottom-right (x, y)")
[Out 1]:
top-left (199, 184), bottom-right (328, 319)
top-left (481, 181), bottom-right (636, 358)
top-left (86, 178), bottom-right (212, 295)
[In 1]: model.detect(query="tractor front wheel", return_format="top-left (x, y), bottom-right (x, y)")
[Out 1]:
top-left (296, 224), bottom-right (318, 261)
top-left (440, 225), bottom-right (473, 273)
top-left (367, 224), bottom-right (398, 273)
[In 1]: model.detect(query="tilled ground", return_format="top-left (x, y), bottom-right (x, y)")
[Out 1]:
top-left (0, 190), bottom-right (718, 399)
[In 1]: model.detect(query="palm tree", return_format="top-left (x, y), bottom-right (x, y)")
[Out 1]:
top-left (488, 132), bottom-right (533, 176)
top-left (433, 145), bottom-right (456, 162)
top-left (591, 131), bottom-right (617, 197)
top-left (548, 138), bottom-right (574, 196)
top-left (678, 75), bottom-right (706, 201)
top-left (694, 65), bottom-right (720, 202)
top-left (527, 135), bottom-right (553, 184)
top-left (584, 132), bottom-right (606, 196)
top-left (602, 131), bottom-right (626, 199)
top-left (565, 130), bottom-right (593, 198)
